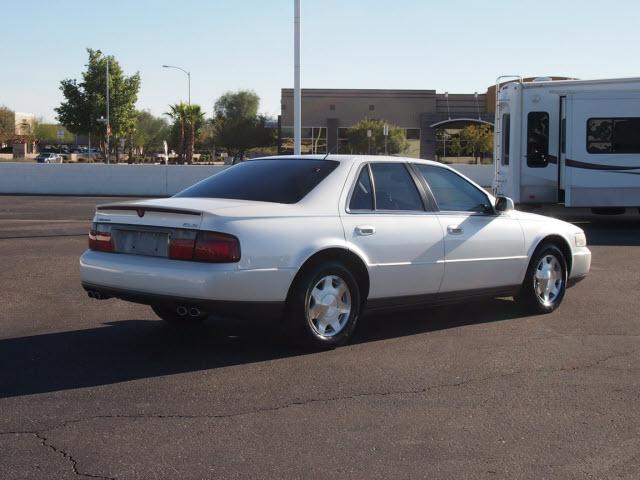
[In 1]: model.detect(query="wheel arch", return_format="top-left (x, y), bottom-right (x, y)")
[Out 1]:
top-left (529, 234), bottom-right (573, 276)
top-left (286, 248), bottom-right (371, 304)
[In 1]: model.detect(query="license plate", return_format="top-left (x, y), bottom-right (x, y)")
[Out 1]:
top-left (115, 230), bottom-right (169, 257)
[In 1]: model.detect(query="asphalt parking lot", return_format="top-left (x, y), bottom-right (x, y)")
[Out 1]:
top-left (0, 196), bottom-right (639, 479)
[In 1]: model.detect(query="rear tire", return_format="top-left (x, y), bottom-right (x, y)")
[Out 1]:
top-left (151, 305), bottom-right (205, 325)
top-left (516, 244), bottom-right (568, 314)
top-left (285, 261), bottom-right (361, 349)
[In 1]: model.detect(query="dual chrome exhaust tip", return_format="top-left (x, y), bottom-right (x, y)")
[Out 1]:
top-left (86, 289), bottom-right (204, 318)
top-left (176, 305), bottom-right (203, 318)
top-left (86, 290), bottom-right (106, 300)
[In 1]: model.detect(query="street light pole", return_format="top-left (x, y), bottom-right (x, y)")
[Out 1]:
top-left (162, 65), bottom-right (191, 105)
top-left (106, 57), bottom-right (110, 164)
top-left (293, 0), bottom-right (301, 156)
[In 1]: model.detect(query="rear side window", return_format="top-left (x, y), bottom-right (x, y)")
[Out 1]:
top-left (349, 166), bottom-right (374, 210)
top-left (175, 159), bottom-right (339, 204)
top-left (370, 163), bottom-right (424, 211)
top-left (527, 111), bottom-right (550, 167)
top-left (414, 164), bottom-right (491, 213)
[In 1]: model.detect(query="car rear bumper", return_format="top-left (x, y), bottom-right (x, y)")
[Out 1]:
top-left (79, 250), bottom-right (296, 303)
top-left (81, 281), bottom-right (284, 320)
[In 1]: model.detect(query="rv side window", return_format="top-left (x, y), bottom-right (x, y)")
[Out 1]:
top-left (526, 112), bottom-right (549, 168)
top-left (501, 114), bottom-right (510, 165)
top-left (587, 118), bottom-right (640, 154)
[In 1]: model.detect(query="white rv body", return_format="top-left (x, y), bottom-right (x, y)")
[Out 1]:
top-left (493, 77), bottom-right (640, 208)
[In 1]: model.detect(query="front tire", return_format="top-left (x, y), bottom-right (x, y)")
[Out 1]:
top-left (285, 262), bottom-right (361, 349)
top-left (517, 244), bottom-right (568, 313)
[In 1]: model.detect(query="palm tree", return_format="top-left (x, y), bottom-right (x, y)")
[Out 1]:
top-left (165, 103), bottom-right (188, 163)
top-left (184, 104), bottom-right (205, 164)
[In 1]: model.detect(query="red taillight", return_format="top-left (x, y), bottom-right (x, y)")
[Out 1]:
top-left (193, 232), bottom-right (241, 263)
top-left (169, 238), bottom-right (195, 260)
top-left (88, 229), bottom-right (113, 252)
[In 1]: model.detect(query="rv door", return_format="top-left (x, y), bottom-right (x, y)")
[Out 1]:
top-left (558, 96), bottom-right (567, 199)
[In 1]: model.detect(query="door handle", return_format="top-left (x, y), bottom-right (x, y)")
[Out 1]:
top-left (355, 225), bottom-right (376, 236)
top-left (447, 225), bottom-right (463, 235)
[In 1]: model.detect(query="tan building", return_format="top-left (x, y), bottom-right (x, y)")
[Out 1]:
top-left (14, 112), bottom-right (36, 136)
top-left (279, 88), bottom-right (494, 160)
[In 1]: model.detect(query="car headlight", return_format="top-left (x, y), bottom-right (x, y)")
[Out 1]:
top-left (575, 232), bottom-right (587, 247)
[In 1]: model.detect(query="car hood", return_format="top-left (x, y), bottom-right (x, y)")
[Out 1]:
top-left (511, 209), bottom-right (584, 234)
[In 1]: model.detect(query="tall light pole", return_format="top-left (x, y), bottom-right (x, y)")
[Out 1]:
top-left (162, 65), bottom-right (191, 105)
top-left (293, 0), bottom-right (301, 155)
top-left (106, 58), bottom-right (111, 163)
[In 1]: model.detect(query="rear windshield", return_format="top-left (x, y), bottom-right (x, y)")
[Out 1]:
top-left (174, 159), bottom-right (339, 204)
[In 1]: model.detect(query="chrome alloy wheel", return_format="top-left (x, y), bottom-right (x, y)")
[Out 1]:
top-left (306, 275), bottom-right (352, 337)
top-left (534, 254), bottom-right (564, 306)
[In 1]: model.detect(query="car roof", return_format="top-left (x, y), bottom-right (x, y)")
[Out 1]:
top-left (251, 154), bottom-right (445, 168)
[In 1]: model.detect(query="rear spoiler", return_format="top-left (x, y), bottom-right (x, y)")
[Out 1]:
top-left (97, 205), bottom-right (201, 216)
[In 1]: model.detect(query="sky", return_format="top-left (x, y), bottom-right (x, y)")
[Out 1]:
top-left (2, 0), bottom-right (639, 123)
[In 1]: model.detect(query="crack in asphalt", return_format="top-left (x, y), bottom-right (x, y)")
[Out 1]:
top-left (1, 345), bottom-right (638, 478)
top-left (33, 432), bottom-right (116, 480)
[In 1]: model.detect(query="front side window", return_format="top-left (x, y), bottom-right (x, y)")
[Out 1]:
top-left (414, 164), bottom-right (491, 213)
top-left (369, 163), bottom-right (424, 211)
top-left (175, 159), bottom-right (338, 204)
top-left (587, 117), bottom-right (640, 154)
top-left (527, 111), bottom-right (549, 167)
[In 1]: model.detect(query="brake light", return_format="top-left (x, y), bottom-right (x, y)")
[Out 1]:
top-left (193, 232), bottom-right (240, 263)
top-left (169, 238), bottom-right (195, 260)
top-left (88, 227), bottom-right (113, 252)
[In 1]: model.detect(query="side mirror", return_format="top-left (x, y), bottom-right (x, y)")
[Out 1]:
top-left (495, 196), bottom-right (514, 212)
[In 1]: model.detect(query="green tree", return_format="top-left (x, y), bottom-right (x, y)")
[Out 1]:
top-left (459, 124), bottom-right (493, 164)
top-left (214, 90), bottom-right (260, 119)
top-left (165, 103), bottom-right (189, 163)
top-left (33, 122), bottom-right (74, 143)
top-left (0, 106), bottom-right (14, 142)
top-left (185, 104), bottom-right (205, 164)
top-left (133, 110), bottom-right (170, 154)
top-left (212, 90), bottom-right (275, 161)
top-left (55, 48), bottom-right (140, 160)
top-left (346, 118), bottom-right (408, 155)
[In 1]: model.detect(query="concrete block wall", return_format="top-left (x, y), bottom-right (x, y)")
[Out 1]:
top-left (0, 162), bottom-right (494, 197)
top-left (0, 164), bottom-right (228, 196)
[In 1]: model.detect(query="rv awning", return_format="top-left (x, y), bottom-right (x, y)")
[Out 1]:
top-left (429, 118), bottom-right (494, 128)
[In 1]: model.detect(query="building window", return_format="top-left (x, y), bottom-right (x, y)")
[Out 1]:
top-left (279, 127), bottom-right (327, 154)
top-left (369, 105), bottom-right (375, 111)
top-left (337, 127), bottom-right (350, 154)
top-left (405, 128), bottom-right (420, 140)
top-left (527, 111), bottom-right (549, 168)
top-left (587, 117), bottom-right (640, 154)
top-left (281, 104), bottom-right (286, 111)
top-left (329, 104), bottom-right (335, 111)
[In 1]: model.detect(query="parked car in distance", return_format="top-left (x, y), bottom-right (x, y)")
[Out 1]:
top-left (36, 153), bottom-right (63, 163)
top-left (80, 155), bottom-right (591, 348)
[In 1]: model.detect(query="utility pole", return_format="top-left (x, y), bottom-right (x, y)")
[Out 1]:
top-left (106, 57), bottom-right (110, 164)
top-left (293, 0), bottom-right (301, 155)
top-left (383, 123), bottom-right (389, 155)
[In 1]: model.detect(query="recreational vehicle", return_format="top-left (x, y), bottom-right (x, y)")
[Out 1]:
top-left (493, 77), bottom-right (640, 212)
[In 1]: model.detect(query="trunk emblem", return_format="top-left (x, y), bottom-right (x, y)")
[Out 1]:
top-left (136, 208), bottom-right (146, 217)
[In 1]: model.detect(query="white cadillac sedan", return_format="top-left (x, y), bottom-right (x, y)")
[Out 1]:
top-left (80, 155), bottom-right (591, 348)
